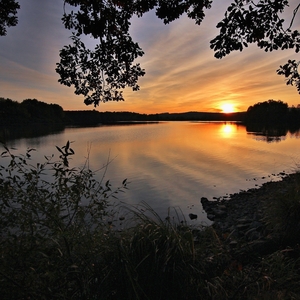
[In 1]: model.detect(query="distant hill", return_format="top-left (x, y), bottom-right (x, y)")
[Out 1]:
top-left (64, 110), bottom-right (246, 126)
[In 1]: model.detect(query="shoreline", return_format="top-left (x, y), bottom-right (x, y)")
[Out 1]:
top-left (202, 172), bottom-right (300, 242)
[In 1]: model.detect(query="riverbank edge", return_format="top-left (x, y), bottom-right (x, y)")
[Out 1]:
top-left (201, 171), bottom-right (300, 255)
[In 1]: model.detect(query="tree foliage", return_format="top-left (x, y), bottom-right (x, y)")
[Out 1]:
top-left (56, 0), bottom-right (212, 106)
top-left (0, 0), bottom-right (20, 36)
top-left (0, 97), bottom-right (65, 126)
top-left (211, 0), bottom-right (300, 96)
top-left (211, 1), bottom-right (300, 56)
top-left (1, 1), bottom-right (300, 106)
top-left (246, 99), bottom-right (289, 124)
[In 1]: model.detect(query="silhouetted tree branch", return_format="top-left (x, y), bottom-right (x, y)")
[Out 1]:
top-left (57, 0), bottom-right (212, 106)
top-left (210, 0), bottom-right (300, 96)
top-left (0, 0), bottom-right (20, 36)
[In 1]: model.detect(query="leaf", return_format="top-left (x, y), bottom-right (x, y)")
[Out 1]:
top-left (56, 146), bottom-right (64, 155)
top-left (65, 141), bottom-right (70, 151)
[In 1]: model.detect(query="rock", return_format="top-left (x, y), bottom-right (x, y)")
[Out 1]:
top-left (217, 205), bottom-right (227, 210)
top-left (200, 197), bottom-right (209, 208)
top-left (201, 173), bottom-right (300, 260)
top-left (189, 213), bottom-right (198, 220)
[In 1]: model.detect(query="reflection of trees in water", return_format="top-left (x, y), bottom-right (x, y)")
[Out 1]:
top-left (248, 133), bottom-right (286, 143)
top-left (246, 123), bottom-right (300, 143)
top-left (290, 130), bottom-right (300, 139)
top-left (0, 124), bottom-right (64, 143)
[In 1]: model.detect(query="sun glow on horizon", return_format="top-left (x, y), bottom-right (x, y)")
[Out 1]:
top-left (220, 103), bottom-right (236, 113)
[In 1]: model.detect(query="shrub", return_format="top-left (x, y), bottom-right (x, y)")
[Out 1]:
top-left (0, 142), bottom-right (127, 299)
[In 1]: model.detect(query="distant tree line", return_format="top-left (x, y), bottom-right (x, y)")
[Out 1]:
top-left (64, 110), bottom-right (246, 126)
top-left (0, 97), bottom-right (246, 129)
top-left (0, 97), bottom-right (65, 126)
top-left (2, 97), bottom-right (300, 132)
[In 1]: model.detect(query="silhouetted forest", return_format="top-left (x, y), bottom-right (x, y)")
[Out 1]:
top-left (0, 97), bottom-right (246, 128)
top-left (0, 97), bottom-right (65, 141)
top-left (0, 97), bottom-right (65, 126)
top-left (64, 110), bottom-right (246, 126)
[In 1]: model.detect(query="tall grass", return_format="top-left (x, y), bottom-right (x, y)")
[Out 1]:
top-left (263, 172), bottom-right (300, 244)
top-left (97, 202), bottom-right (203, 299)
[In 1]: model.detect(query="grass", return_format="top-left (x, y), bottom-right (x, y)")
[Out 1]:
top-left (1, 144), bottom-right (300, 299)
top-left (263, 172), bottom-right (300, 244)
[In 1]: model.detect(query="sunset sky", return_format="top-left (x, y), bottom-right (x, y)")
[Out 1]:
top-left (0, 0), bottom-right (299, 114)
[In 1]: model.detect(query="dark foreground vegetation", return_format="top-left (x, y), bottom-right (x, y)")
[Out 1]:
top-left (1, 142), bottom-right (300, 299)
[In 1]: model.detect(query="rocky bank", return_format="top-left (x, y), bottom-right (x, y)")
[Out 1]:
top-left (201, 172), bottom-right (300, 258)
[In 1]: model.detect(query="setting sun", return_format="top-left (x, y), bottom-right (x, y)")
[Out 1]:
top-left (221, 103), bottom-right (235, 113)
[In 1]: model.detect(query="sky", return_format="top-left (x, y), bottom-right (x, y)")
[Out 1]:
top-left (0, 0), bottom-right (300, 114)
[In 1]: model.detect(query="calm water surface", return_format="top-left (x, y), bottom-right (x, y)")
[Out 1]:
top-left (4, 122), bottom-right (300, 225)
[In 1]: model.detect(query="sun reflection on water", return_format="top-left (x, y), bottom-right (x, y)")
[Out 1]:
top-left (220, 123), bottom-right (236, 138)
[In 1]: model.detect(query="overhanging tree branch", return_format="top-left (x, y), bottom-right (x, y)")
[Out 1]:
top-left (57, 0), bottom-right (212, 106)
top-left (0, 0), bottom-right (20, 36)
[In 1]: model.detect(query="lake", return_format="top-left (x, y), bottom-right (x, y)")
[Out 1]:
top-left (2, 121), bottom-right (300, 225)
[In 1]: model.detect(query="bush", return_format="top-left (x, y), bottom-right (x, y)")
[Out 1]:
top-left (0, 142), bottom-right (127, 299)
